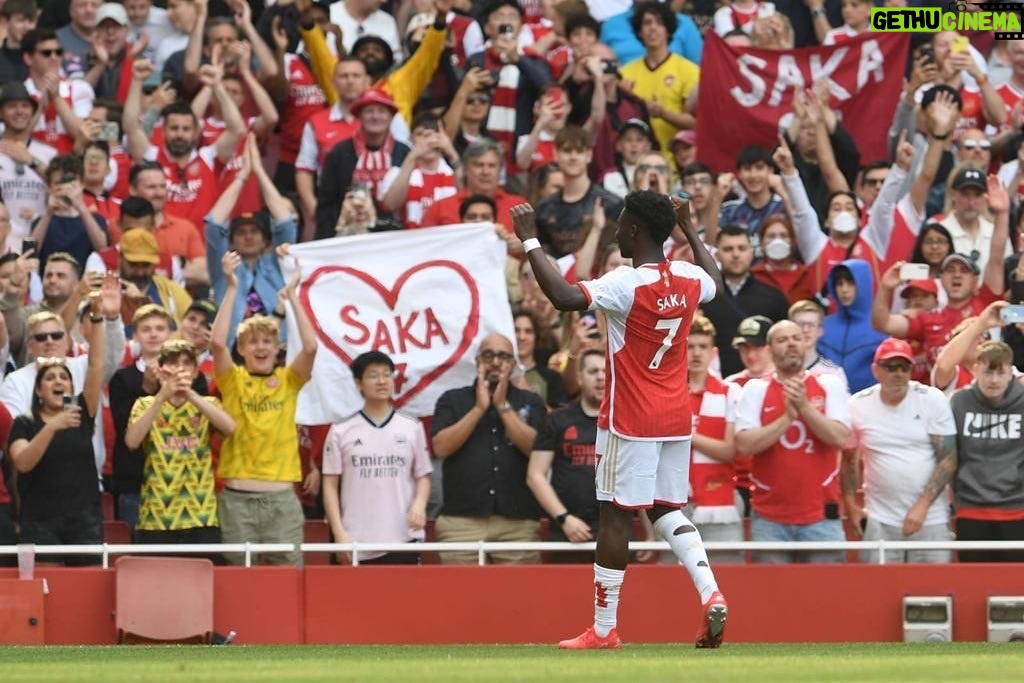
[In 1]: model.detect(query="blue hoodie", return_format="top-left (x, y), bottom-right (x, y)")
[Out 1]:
top-left (819, 259), bottom-right (887, 394)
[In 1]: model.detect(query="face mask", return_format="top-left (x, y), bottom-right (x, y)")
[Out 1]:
top-left (831, 211), bottom-right (858, 234)
top-left (764, 237), bottom-right (791, 260)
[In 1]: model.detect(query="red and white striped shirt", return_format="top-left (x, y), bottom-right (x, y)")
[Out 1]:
top-left (578, 261), bottom-right (717, 440)
top-left (689, 376), bottom-right (741, 513)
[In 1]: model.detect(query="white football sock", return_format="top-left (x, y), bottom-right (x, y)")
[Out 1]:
top-left (653, 510), bottom-right (719, 604)
top-left (593, 563), bottom-right (625, 638)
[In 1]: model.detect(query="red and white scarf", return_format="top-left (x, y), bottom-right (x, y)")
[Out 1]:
top-left (483, 46), bottom-right (520, 173)
top-left (351, 130), bottom-right (396, 198)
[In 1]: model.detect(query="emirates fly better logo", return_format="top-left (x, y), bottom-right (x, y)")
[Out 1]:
top-left (871, 2), bottom-right (1024, 38)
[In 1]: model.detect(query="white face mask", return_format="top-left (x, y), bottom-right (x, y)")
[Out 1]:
top-left (764, 237), bottom-right (791, 260)
top-left (831, 211), bottom-right (858, 234)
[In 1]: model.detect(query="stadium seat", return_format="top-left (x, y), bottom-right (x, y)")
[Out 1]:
top-left (303, 520), bottom-right (332, 565)
top-left (101, 493), bottom-right (115, 522)
top-left (103, 521), bottom-right (131, 545)
top-left (114, 556), bottom-right (214, 644)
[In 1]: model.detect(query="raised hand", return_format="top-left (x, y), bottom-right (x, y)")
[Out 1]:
top-left (129, 31), bottom-right (150, 59)
top-left (131, 58), bottom-right (154, 83)
top-left (670, 194), bottom-right (694, 230)
top-left (895, 129), bottom-right (914, 172)
top-left (773, 133), bottom-right (795, 175)
top-left (222, 250), bottom-right (241, 288)
top-left (927, 90), bottom-right (959, 138)
top-left (271, 16), bottom-right (289, 53)
top-left (510, 204), bottom-right (538, 242)
top-left (880, 261), bottom-right (903, 290)
top-left (987, 174), bottom-right (1009, 214)
top-left (99, 271), bottom-right (122, 318)
top-left (198, 63), bottom-right (223, 87)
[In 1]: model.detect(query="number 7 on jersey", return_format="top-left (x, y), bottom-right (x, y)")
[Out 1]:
top-left (649, 317), bottom-right (683, 370)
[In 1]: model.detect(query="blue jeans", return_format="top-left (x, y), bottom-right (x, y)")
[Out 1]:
top-left (118, 494), bottom-right (141, 535)
top-left (750, 511), bottom-right (845, 564)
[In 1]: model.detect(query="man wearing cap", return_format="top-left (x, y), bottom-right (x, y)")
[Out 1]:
top-left (0, 80), bottom-right (57, 251)
top-left (178, 298), bottom-right (217, 387)
top-left (82, 3), bottom-right (141, 101)
top-left (735, 320), bottom-right (851, 564)
top-left (314, 88), bottom-right (410, 239)
top-left (670, 130), bottom-right (697, 177)
top-left (21, 28), bottom-right (94, 155)
top-left (874, 253), bottom-right (1003, 379)
top-left (123, 54), bottom-right (246, 230)
top-left (600, 118), bottom-right (653, 200)
top-left (330, 0), bottom-right (401, 60)
top-left (843, 337), bottom-right (958, 563)
top-left (118, 228), bottom-right (192, 328)
top-left (941, 166), bottom-right (1011, 277)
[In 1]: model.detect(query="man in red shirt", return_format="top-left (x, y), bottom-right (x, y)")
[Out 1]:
top-left (122, 57), bottom-right (246, 230)
top-left (513, 191), bottom-right (728, 650)
top-left (734, 320), bottom-right (851, 564)
top-left (420, 138), bottom-right (528, 248)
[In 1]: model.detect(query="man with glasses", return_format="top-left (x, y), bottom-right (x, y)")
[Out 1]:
top-left (22, 28), bottom-right (93, 155)
top-left (788, 299), bottom-right (848, 389)
top-left (854, 162), bottom-right (888, 215)
top-left (956, 130), bottom-right (992, 171)
top-left (679, 162), bottom-right (720, 244)
top-left (431, 333), bottom-right (546, 565)
top-left (842, 337), bottom-right (957, 563)
top-left (941, 167), bottom-right (1010, 276)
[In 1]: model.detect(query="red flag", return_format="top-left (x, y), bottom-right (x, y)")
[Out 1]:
top-left (696, 32), bottom-right (910, 173)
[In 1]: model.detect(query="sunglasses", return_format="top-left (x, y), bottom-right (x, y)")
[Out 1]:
top-left (479, 350), bottom-right (515, 363)
top-left (32, 331), bottom-right (66, 343)
top-left (877, 361), bottom-right (911, 373)
top-left (36, 48), bottom-right (63, 57)
top-left (960, 139), bottom-right (992, 150)
top-left (863, 177), bottom-right (886, 187)
top-left (638, 163), bottom-right (670, 173)
top-left (466, 94), bottom-right (490, 105)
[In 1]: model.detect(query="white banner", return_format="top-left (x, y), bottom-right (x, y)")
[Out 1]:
top-left (280, 223), bottom-right (515, 425)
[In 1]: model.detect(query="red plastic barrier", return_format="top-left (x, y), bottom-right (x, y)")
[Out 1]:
top-left (2, 563), bottom-right (1023, 644)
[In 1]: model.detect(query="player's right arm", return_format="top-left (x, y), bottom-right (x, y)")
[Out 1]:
top-left (512, 204), bottom-right (590, 311)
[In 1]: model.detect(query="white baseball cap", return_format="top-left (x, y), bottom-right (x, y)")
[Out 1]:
top-left (96, 3), bottom-right (129, 27)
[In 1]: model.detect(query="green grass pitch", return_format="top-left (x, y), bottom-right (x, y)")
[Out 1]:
top-left (1, 643), bottom-right (1022, 682)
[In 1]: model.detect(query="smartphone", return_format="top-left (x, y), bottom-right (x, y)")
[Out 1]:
top-left (498, 23), bottom-right (515, 37)
top-left (899, 263), bottom-right (931, 281)
top-left (63, 395), bottom-right (75, 411)
top-left (60, 173), bottom-right (76, 184)
top-left (918, 44), bottom-right (935, 65)
top-left (349, 183), bottom-right (370, 201)
top-left (97, 121), bottom-right (119, 142)
top-left (675, 191), bottom-right (692, 201)
top-left (21, 238), bottom-right (36, 255)
top-left (951, 35), bottom-right (970, 54)
top-left (1000, 304), bottom-right (1024, 324)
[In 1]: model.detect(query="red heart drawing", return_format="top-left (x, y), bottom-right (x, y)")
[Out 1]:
top-left (298, 260), bottom-right (480, 409)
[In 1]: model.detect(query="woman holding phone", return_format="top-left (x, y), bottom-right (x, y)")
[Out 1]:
top-left (7, 274), bottom-right (117, 566)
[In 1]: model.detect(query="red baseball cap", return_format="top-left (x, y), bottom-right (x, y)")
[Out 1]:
top-left (873, 337), bottom-right (914, 363)
top-left (900, 279), bottom-right (938, 298)
top-left (351, 88), bottom-right (398, 117)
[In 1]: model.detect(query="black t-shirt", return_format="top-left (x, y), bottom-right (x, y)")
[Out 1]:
top-left (535, 183), bottom-right (624, 259)
top-left (533, 401), bottom-right (598, 528)
top-left (9, 394), bottom-right (98, 521)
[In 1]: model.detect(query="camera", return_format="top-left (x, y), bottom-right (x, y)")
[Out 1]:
top-left (97, 121), bottom-right (119, 142)
top-left (602, 60), bottom-right (620, 78)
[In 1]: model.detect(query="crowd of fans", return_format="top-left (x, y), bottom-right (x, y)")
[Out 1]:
top-left (0, 0), bottom-right (1022, 568)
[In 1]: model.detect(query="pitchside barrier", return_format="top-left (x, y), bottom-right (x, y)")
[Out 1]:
top-left (3, 540), bottom-right (1024, 567)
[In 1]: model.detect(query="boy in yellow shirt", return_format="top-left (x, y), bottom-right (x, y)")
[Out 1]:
top-left (211, 250), bottom-right (318, 565)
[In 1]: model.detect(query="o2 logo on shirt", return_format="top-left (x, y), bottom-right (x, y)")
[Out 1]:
top-left (780, 420), bottom-right (815, 454)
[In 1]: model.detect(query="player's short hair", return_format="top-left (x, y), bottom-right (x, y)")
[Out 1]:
top-left (630, 1), bottom-right (677, 41)
top-left (788, 299), bottom-right (825, 320)
top-left (132, 304), bottom-right (174, 328)
top-left (623, 190), bottom-right (676, 244)
top-left (159, 339), bottom-right (198, 365)
top-left (46, 252), bottom-right (82, 278)
top-left (690, 315), bottom-right (716, 338)
top-left (350, 350), bottom-right (395, 379)
top-left (555, 126), bottom-right (589, 152)
top-left (975, 340), bottom-right (1013, 371)
top-left (237, 315), bottom-right (280, 346)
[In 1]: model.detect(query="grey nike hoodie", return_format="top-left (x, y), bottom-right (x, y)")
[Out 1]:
top-left (951, 380), bottom-right (1024, 511)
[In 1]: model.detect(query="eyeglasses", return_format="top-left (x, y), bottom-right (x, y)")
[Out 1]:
top-left (877, 361), bottom-right (911, 373)
top-left (363, 371), bottom-right (396, 382)
top-left (32, 331), bottom-right (66, 343)
top-left (466, 94), bottom-right (490, 105)
top-left (793, 320), bottom-right (820, 329)
top-left (479, 350), bottom-right (515, 363)
top-left (682, 177), bottom-right (713, 188)
top-left (638, 163), bottom-right (670, 173)
top-left (36, 48), bottom-right (63, 57)
top-left (863, 177), bottom-right (886, 187)
top-left (960, 139), bottom-right (992, 151)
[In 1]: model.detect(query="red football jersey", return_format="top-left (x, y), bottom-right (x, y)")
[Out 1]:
top-left (150, 144), bottom-right (222, 231)
top-left (578, 261), bottom-right (717, 440)
top-left (279, 53), bottom-right (328, 165)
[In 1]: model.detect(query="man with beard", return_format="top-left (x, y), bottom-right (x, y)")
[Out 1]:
top-left (734, 320), bottom-right (851, 564)
top-left (0, 81), bottom-right (57, 251)
top-left (123, 57), bottom-right (246, 230)
top-left (117, 228), bottom-right (192, 331)
top-left (313, 88), bottom-right (409, 239)
top-left (0, 252), bottom-right (80, 367)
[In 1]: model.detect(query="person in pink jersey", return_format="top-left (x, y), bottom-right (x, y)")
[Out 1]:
top-left (322, 350), bottom-right (432, 566)
top-left (513, 190), bottom-right (728, 650)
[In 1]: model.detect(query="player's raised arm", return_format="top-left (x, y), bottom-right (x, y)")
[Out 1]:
top-left (512, 204), bottom-right (590, 311)
top-left (672, 195), bottom-right (723, 296)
